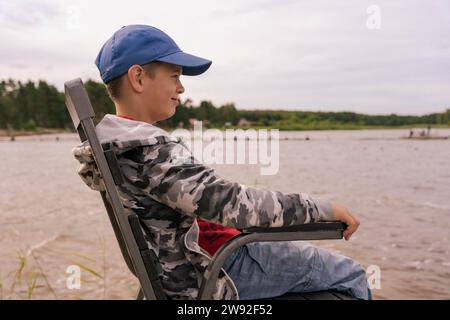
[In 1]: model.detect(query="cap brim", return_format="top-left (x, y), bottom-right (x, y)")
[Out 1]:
top-left (156, 51), bottom-right (212, 76)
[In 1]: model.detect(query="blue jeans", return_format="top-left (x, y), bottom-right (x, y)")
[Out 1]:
top-left (222, 241), bottom-right (371, 300)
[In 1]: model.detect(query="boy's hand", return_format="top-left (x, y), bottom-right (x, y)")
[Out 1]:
top-left (331, 202), bottom-right (360, 241)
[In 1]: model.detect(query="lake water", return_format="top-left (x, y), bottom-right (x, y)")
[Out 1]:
top-left (1, 128), bottom-right (449, 300)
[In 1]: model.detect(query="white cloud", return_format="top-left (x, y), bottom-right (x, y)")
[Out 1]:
top-left (1, 0), bottom-right (449, 115)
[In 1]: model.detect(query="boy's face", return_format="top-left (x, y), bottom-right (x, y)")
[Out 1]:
top-left (141, 62), bottom-right (184, 123)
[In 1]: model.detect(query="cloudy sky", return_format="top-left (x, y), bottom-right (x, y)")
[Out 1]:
top-left (1, 0), bottom-right (449, 115)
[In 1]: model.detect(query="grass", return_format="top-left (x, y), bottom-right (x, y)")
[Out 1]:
top-left (9, 250), bottom-right (27, 297)
top-left (30, 251), bottom-right (58, 299)
top-left (26, 271), bottom-right (44, 299)
top-left (2, 233), bottom-right (110, 300)
top-left (0, 271), bottom-right (3, 300)
top-left (5, 250), bottom-right (57, 299)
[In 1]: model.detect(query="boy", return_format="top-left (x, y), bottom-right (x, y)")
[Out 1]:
top-left (72, 25), bottom-right (370, 300)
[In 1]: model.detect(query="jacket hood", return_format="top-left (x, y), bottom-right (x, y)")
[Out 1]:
top-left (72, 114), bottom-right (180, 191)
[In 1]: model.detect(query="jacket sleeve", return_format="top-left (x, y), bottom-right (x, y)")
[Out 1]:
top-left (117, 140), bottom-right (335, 230)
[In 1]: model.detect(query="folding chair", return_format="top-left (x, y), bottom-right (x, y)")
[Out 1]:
top-left (64, 78), bottom-right (355, 300)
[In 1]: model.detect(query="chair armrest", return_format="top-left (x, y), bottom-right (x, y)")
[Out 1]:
top-left (198, 222), bottom-right (347, 300)
top-left (242, 221), bottom-right (347, 234)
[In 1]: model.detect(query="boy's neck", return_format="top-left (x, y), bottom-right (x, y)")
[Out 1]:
top-left (116, 114), bottom-right (136, 121)
top-left (114, 102), bottom-right (155, 124)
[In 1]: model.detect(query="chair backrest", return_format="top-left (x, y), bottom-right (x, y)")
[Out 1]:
top-left (64, 78), bottom-right (166, 300)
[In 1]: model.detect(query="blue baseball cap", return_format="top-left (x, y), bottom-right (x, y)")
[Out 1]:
top-left (95, 25), bottom-right (212, 83)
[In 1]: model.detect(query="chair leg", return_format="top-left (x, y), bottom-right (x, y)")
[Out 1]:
top-left (136, 287), bottom-right (144, 300)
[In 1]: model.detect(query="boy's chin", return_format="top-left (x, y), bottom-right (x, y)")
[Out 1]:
top-left (158, 109), bottom-right (176, 122)
top-left (168, 106), bottom-right (177, 117)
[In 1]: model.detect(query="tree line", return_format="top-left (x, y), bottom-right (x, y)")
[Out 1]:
top-left (1, 78), bottom-right (449, 131)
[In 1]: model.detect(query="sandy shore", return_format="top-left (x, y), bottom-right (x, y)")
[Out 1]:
top-left (0, 128), bottom-right (72, 139)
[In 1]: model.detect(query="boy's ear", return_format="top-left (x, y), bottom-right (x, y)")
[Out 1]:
top-left (127, 65), bottom-right (145, 93)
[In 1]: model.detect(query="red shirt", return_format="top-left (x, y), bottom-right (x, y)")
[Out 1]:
top-left (115, 114), bottom-right (241, 256)
top-left (196, 219), bottom-right (241, 256)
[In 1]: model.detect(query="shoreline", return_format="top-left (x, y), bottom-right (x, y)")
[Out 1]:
top-left (1, 126), bottom-right (450, 138)
top-left (0, 128), bottom-right (72, 138)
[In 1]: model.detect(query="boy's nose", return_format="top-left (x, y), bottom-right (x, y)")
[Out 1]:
top-left (177, 83), bottom-right (185, 94)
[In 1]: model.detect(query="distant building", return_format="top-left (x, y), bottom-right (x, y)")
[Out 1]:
top-left (237, 118), bottom-right (251, 127)
top-left (189, 118), bottom-right (209, 127)
top-left (189, 118), bottom-right (198, 127)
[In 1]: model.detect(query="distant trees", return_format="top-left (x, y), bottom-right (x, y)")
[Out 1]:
top-left (0, 78), bottom-right (449, 131)
top-left (0, 79), bottom-right (69, 130)
top-left (83, 80), bottom-right (115, 125)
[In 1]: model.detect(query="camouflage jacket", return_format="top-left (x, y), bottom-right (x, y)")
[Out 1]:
top-left (72, 114), bottom-right (334, 300)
